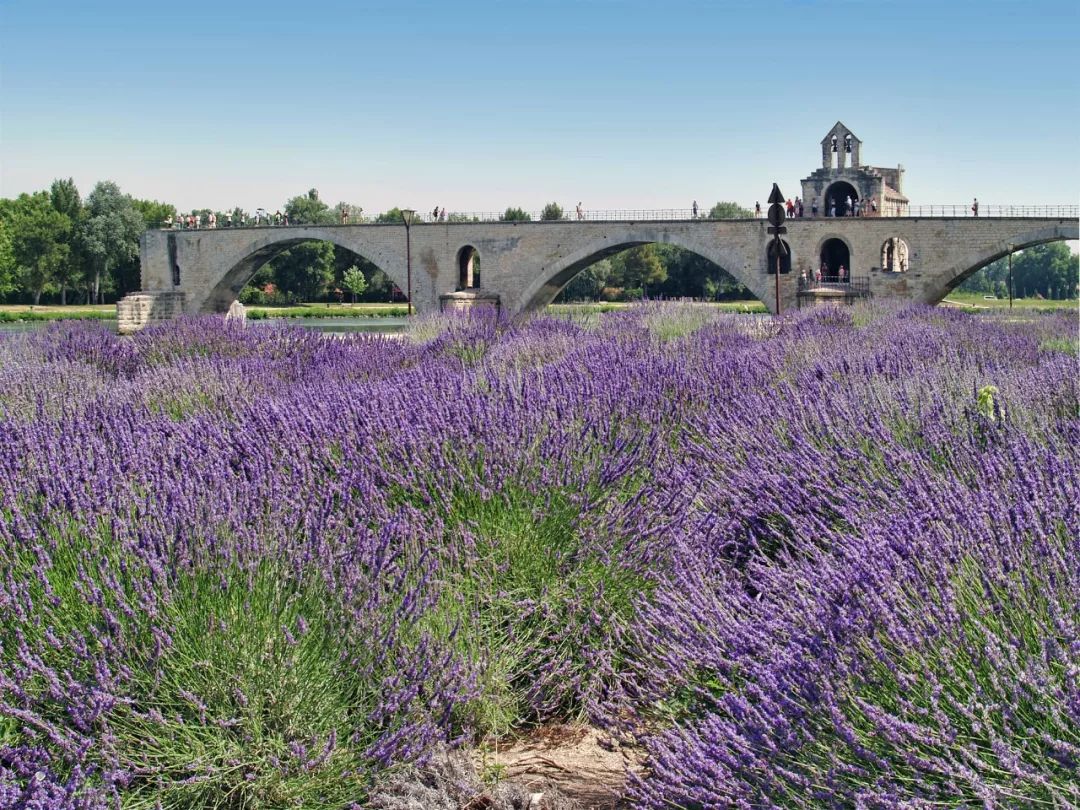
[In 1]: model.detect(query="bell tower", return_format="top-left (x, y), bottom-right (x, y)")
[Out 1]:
top-left (802, 122), bottom-right (908, 216)
top-left (821, 121), bottom-right (862, 170)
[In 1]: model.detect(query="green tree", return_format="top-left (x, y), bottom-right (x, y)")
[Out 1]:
top-left (50, 179), bottom-right (87, 303)
top-left (50, 178), bottom-right (82, 221)
top-left (80, 182), bottom-right (145, 304)
top-left (342, 265), bottom-right (368, 303)
top-left (0, 212), bottom-right (15, 298)
top-left (3, 192), bottom-right (71, 305)
top-left (708, 201), bottom-right (753, 220)
top-left (652, 243), bottom-right (752, 300)
top-left (610, 244), bottom-right (666, 294)
top-left (1012, 243), bottom-right (1077, 299)
top-left (500, 207), bottom-right (531, 222)
top-left (375, 207), bottom-right (406, 224)
top-left (284, 188), bottom-right (336, 226)
top-left (271, 241), bottom-right (336, 302)
top-left (132, 199), bottom-right (176, 230)
top-left (557, 261), bottom-right (611, 301)
top-left (540, 202), bottom-right (564, 221)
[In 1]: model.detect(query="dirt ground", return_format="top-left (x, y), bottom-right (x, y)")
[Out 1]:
top-left (477, 724), bottom-right (641, 810)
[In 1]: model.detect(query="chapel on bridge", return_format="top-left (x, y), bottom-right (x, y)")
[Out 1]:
top-left (800, 122), bottom-right (909, 217)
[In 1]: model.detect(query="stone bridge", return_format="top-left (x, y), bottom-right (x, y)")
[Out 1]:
top-left (120, 215), bottom-right (1078, 330)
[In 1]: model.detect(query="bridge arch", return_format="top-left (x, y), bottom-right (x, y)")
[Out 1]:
top-left (199, 229), bottom-right (405, 313)
top-left (514, 229), bottom-right (766, 312)
top-left (932, 220), bottom-right (1079, 302)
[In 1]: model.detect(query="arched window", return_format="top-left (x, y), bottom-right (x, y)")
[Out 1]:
top-left (457, 245), bottom-right (480, 289)
top-left (819, 239), bottom-right (851, 282)
top-left (880, 238), bottom-right (909, 272)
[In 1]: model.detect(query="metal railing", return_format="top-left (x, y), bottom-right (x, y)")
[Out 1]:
top-left (800, 276), bottom-right (872, 294)
top-left (157, 204), bottom-right (1078, 230)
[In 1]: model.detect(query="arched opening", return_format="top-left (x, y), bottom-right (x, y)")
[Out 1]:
top-left (204, 237), bottom-right (404, 313)
top-left (766, 239), bottom-right (792, 275)
top-left (819, 238), bottom-right (851, 283)
top-left (544, 243), bottom-right (761, 309)
top-left (881, 238), bottom-right (909, 272)
top-left (824, 182), bottom-right (859, 217)
top-left (457, 245), bottom-right (480, 290)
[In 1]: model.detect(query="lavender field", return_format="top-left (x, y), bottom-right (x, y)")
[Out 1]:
top-left (0, 304), bottom-right (1076, 809)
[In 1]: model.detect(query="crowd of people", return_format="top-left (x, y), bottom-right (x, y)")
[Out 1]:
top-left (166, 209), bottom-right (289, 229)
top-left (753, 195), bottom-right (880, 219)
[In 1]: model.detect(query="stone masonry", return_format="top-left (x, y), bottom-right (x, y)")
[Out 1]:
top-left (120, 215), bottom-right (1078, 331)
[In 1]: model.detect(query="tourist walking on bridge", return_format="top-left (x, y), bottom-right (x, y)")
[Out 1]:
top-left (692, 200), bottom-right (698, 219)
top-left (576, 202), bottom-right (584, 221)
top-left (972, 197), bottom-right (979, 217)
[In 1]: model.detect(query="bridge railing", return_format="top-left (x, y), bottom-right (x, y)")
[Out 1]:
top-left (800, 277), bottom-right (872, 294)
top-left (157, 204), bottom-right (1079, 229)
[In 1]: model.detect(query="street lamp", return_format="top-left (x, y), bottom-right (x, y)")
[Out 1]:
top-left (400, 208), bottom-right (416, 316)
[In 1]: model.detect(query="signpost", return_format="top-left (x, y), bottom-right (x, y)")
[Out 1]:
top-left (767, 184), bottom-right (787, 315)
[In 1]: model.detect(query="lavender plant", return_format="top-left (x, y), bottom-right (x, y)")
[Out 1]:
top-left (0, 303), bottom-right (1075, 808)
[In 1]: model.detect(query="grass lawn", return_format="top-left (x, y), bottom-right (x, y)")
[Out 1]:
top-left (244, 302), bottom-right (408, 319)
top-left (0, 304), bottom-right (116, 322)
top-left (942, 292), bottom-right (1079, 312)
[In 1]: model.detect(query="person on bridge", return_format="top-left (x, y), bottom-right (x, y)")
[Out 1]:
top-left (692, 200), bottom-right (699, 218)
top-left (341, 204), bottom-right (349, 225)
top-left (786, 199), bottom-right (794, 217)
top-left (439, 207), bottom-right (446, 222)
top-left (811, 197), bottom-right (818, 217)
top-left (576, 202), bottom-right (584, 221)
top-left (972, 198), bottom-right (979, 217)
top-left (839, 264), bottom-right (848, 283)
top-left (755, 202), bottom-right (762, 217)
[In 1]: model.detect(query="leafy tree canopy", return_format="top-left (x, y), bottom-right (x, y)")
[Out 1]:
top-left (271, 240), bottom-right (336, 301)
top-left (708, 201), bottom-right (753, 219)
top-left (541, 203), bottom-right (564, 221)
top-left (501, 207), bottom-right (531, 222)
top-left (284, 188), bottom-right (336, 226)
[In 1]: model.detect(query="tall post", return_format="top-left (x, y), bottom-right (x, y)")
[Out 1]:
top-left (1007, 244), bottom-right (1014, 310)
top-left (766, 184), bottom-right (787, 316)
top-left (400, 208), bottom-right (416, 316)
top-left (775, 235), bottom-right (781, 315)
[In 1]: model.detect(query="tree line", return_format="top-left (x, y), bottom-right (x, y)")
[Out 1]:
top-left (957, 244), bottom-right (1078, 300)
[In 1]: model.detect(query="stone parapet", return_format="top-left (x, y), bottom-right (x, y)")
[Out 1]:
top-left (439, 289), bottom-right (501, 314)
top-left (117, 291), bottom-right (187, 334)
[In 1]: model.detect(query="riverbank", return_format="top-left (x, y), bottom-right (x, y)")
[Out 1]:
top-left (0, 300), bottom-right (768, 324)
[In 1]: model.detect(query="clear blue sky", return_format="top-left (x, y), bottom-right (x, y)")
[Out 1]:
top-left (2, 0), bottom-right (1077, 215)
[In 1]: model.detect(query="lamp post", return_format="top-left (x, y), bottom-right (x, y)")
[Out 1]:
top-left (400, 208), bottom-right (416, 316)
top-left (1007, 243), bottom-right (1014, 310)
